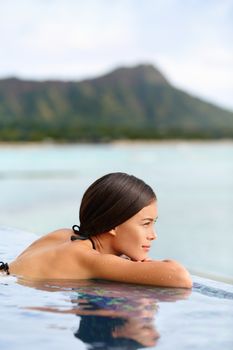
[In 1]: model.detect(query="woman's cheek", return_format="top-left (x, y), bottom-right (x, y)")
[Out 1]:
top-left (118, 228), bottom-right (143, 258)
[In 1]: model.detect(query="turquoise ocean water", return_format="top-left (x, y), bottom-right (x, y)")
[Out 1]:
top-left (0, 141), bottom-right (232, 282)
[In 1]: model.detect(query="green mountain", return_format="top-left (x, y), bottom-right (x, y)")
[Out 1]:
top-left (0, 64), bottom-right (232, 141)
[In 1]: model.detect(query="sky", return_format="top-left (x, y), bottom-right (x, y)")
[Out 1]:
top-left (0, 0), bottom-right (232, 110)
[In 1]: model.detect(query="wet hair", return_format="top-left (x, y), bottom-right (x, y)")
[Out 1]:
top-left (72, 172), bottom-right (156, 240)
top-left (74, 315), bottom-right (143, 350)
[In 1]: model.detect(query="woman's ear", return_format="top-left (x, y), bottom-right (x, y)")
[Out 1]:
top-left (109, 228), bottom-right (117, 236)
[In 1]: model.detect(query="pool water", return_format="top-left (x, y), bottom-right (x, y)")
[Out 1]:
top-left (1, 227), bottom-right (233, 350)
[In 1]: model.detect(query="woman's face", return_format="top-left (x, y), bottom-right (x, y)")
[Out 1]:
top-left (113, 200), bottom-right (158, 261)
top-left (113, 316), bottom-right (159, 347)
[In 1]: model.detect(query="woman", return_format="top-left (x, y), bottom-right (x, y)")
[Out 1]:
top-left (1, 172), bottom-right (192, 288)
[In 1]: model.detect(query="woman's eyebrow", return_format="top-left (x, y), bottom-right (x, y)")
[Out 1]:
top-left (142, 217), bottom-right (158, 221)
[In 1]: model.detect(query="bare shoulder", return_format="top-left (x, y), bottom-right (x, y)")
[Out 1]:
top-left (31, 228), bottom-right (73, 244)
top-left (43, 228), bottom-right (73, 239)
top-left (81, 253), bottom-right (192, 288)
top-left (17, 228), bottom-right (74, 256)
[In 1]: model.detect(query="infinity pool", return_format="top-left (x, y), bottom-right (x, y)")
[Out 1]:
top-left (1, 227), bottom-right (233, 350)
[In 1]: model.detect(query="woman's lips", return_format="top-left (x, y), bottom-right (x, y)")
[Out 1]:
top-left (142, 245), bottom-right (150, 251)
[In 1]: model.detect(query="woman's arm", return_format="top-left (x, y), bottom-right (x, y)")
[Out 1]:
top-left (84, 253), bottom-right (193, 288)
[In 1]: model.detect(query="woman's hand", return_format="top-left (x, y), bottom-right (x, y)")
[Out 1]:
top-left (141, 257), bottom-right (154, 262)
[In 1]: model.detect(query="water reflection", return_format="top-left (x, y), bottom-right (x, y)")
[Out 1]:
top-left (72, 288), bottom-right (160, 349)
top-left (75, 315), bottom-right (158, 349)
top-left (19, 279), bottom-right (191, 349)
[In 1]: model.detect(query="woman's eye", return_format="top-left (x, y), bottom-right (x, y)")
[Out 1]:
top-left (143, 222), bottom-right (150, 226)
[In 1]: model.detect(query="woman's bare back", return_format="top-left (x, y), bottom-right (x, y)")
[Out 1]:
top-left (9, 229), bottom-right (96, 280)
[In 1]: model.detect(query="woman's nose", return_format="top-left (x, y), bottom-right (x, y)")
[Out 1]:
top-left (148, 229), bottom-right (157, 241)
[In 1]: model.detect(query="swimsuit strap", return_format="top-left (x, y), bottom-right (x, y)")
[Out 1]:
top-left (71, 225), bottom-right (87, 241)
top-left (89, 237), bottom-right (96, 250)
top-left (71, 225), bottom-right (96, 250)
top-left (0, 261), bottom-right (10, 275)
top-left (72, 225), bottom-right (81, 234)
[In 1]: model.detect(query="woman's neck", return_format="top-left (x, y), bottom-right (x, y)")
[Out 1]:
top-left (91, 233), bottom-right (118, 255)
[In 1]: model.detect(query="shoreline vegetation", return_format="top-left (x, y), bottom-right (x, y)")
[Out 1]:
top-left (0, 139), bottom-right (233, 148)
top-left (1, 64), bottom-right (233, 142)
top-left (0, 138), bottom-right (233, 146)
top-left (0, 139), bottom-right (233, 149)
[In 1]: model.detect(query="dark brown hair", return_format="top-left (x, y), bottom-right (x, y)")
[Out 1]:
top-left (72, 172), bottom-right (156, 239)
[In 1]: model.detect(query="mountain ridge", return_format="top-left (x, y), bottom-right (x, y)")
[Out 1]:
top-left (0, 64), bottom-right (232, 141)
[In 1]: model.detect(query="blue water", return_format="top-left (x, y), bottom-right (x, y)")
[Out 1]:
top-left (1, 227), bottom-right (233, 350)
top-left (0, 141), bottom-right (232, 282)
